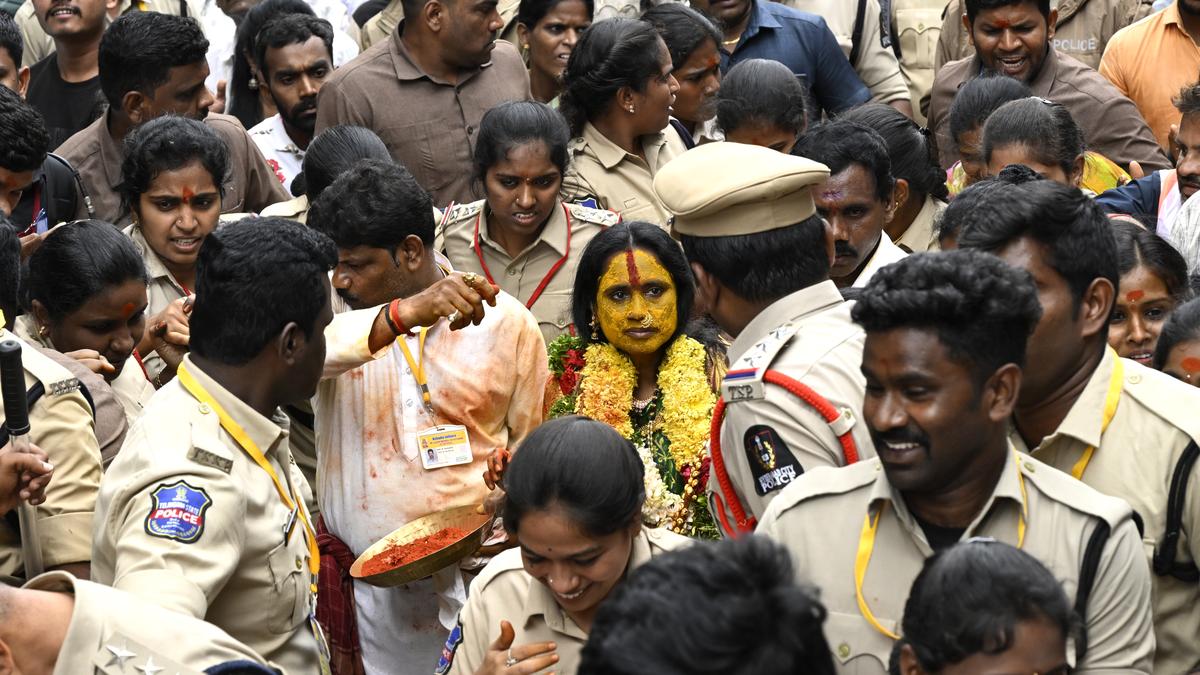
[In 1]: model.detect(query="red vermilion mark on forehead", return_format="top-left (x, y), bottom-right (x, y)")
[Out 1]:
top-left (121, 302), bottom-right (135, 319)
top-left (705, 55), bottom-right (720, 69)
top-left (1182, 357), bottom-right (1200, 374)
top-left (1126, 289), bottom-right (1145, 302)
top-left (625, 249), bottom-right (640, 286)
top-left (992, 18), bottom-right (1011, 29)
top-left (181, 186), bottom-right (195, 203)
top-left (821, 190), bottom-right (843, 201)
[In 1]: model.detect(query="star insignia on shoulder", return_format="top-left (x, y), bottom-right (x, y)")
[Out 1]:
top-left (135, 656), bottom-right (164, 675)
top-left (105, 642), bottom-right (137, 668)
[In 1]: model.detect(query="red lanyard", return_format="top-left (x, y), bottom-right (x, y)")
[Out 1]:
top-left (472, 203), bottom-right (573, 311)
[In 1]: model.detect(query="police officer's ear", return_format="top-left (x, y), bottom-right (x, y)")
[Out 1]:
top-left (277, 321), bottom-right (307, 364)
top-left (689, 261), bottom-right (717, 316)
top-left (895, 642), bottom-right (927, 675)
top-left (883, 180), bottom-right (899, 225)
top-left (0, 637), bottom-right (18, 675)
top-left (891, 178), bottom-right (910, 219)
top-left (982, 362), bottom-right (1021, 423)
top-left (1078, 276), bottom-right (1115, 342)
top-left (424, 0), bottom-right (450, 33)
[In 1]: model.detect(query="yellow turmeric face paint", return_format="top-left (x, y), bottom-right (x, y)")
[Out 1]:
top-left (595, 248), bottom-right (678, 356)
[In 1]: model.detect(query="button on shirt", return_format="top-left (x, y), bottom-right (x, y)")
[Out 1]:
top-left (248, 114), bottom-right (305, 195)
top-left (722, 1), bottom-right (871, 116)
top-left (92, 355), bottom-right (320, 674)
top-left (314, 26), bottom-right (531, 206)
top-left (1009, 348), bottom-right (1200, 674)
top-left (758, 452), bottom-right (1155, 673)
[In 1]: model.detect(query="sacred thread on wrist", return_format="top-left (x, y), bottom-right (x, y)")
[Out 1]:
top-left (386, 299), bottom-right (408, 335)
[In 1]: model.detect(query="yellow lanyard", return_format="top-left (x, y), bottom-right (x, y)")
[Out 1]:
top-left (176, 363), bottom-right (320, 593)
top-left (1069, 349), bottom-right (1124, 480)
top-left (396, 327), bottom-right (434, 414)
top-left (854, 454), bottom-right (1029, 640)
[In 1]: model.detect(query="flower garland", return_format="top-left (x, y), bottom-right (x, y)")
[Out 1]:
top-left (546, 334), bottom-right (719, 538)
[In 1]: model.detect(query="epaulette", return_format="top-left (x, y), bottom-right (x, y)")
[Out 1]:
top-left (1016, 454), bottom-right (1134, 530)
top-left (768, 461), bottom-right (880, 515)
top-left (441, 200), bottom-right (486, 225)
top-left (565, 201), bottom-right (621, 227)
top-left (93, 632), bottom-right (203, 675)
top-left (1117, 360), bottom-right (1200, 446)
top-left (722, 323), bottom-right (799, 403)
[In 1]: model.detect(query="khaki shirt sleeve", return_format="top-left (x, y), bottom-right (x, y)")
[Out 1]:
top-left (712, 394), bottom-right (847, 537)
top-left (101, 442), bottom-right (247, 619)
top-left (1076, 517), bottom-right (1155, 673)
top-left (857, 0), bottom-right (910, 104)
top-left (443, 590), bottom-right (492, 675)
top-left (30, 388), bottom-right (102, 568)
top-left (504, 310), bottom-right (548, 449)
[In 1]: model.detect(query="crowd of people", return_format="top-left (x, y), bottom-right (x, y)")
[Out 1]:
top-left (0, 0), bottom-right (1198, 672)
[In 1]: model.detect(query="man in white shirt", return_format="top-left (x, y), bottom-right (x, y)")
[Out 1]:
top-left (248, 13), bottom-right (335, 193)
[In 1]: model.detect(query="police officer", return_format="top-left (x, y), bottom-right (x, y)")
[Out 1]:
top-left (91, 218), bottom-right (340, 673)
top-left (958, 178), bottom-right (1200, 674)
top-left (9, 571), bottom-right (279, 674)
top-left (652, 141), bottom-right (875, 538)
top-left (438, 101), bottom-right (619, 344)
top-left (0, 316), bottom-right (100, 584)
top-left (758, 250), bottom-right (1154, 673)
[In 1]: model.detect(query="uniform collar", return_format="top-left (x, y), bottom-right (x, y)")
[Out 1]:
top-left (180, 354), bottom-right (288, 459)
top-left (868, 448), bottom-right (1027, 549)
top-left (126, 224), bottom-right (189, 292)
top-left (580, 122), bottom-right (668, 171)
top-left (728, 280), bottom-right (844, 363)
top-left (519, 528), bottom-right (653, 636)
top-left (1028, 346), bottom-right (1117, 451)
top-left (390, 23), bottom-right (492, 85)
top-left (897, 195), bottom-right (943, 252)
top-left (480, 202), bottom-right (570, 259)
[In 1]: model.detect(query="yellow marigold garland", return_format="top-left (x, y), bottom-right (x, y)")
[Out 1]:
top-left (659, 337), bottom-right (717, 469)
top-left (574, 342), bottom-right (636, 438)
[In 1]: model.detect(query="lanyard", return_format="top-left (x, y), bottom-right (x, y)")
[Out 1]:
top-left (854, 453), bottom-right (1029, 640)
top-left (176, 363), bottom-right (320, 594)
top-left (1069, 348), bottom-right (1124, 480)
top-left (396, 327), bottom-right (434, 415)
top-left (472, 203), bottom-right (573, 311)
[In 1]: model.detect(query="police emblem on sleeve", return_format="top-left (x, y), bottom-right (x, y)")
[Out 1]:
top-left (144, 481), bottom-right (212, 544)
top-left (435, 620), bottom-right (464, 674)
top-left (743, 425), bottom-right (803, 496)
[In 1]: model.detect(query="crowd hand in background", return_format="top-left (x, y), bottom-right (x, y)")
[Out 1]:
top-left (0, 440), bottom-right (53, 515)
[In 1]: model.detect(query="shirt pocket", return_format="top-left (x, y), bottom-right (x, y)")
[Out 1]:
top-left (379, 119), bottom-right (460, 196)
top-left (824, 611), bottom-right (894, 673)
top-left (534, 290), bottom-right (574, 339)
top-left (895, 6), bottom-right (942, 71)
top-left (266, 537), bottom-right (309, 634)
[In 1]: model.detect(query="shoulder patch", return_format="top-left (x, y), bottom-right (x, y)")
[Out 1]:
top-left (144, 481), bottom-right (212, 544)
top-left (435, 620), bottom-right (464, 675)
top-left (565, 202), bottom-right (621, 227)
top-left (568, 196), bottom-right (601, 210)
top-left (744, 425), bottom-right (803, 496)
top-left (187, 447), bottom-right (233, 474)
top-left (47, 378), bottom-right (81, 396)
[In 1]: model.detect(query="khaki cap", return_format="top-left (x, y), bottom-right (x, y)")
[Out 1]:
top-left (653, 142), bottom-right (830, 238)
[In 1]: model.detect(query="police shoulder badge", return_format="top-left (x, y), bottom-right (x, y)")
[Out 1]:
top-left (743, 425), bottom-right (803, 496)
top-left (435, 620), bottom-right (464, 674)
top-left (144, 480), bottom-right (212, 544)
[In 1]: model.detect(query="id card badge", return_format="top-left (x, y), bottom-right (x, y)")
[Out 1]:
top-left (418, 425), bottom-right (473, 470)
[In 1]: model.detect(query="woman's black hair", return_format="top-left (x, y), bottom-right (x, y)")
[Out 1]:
top-left (571, 221), bottom-right (694, 344)
top-left (716, 59), bottom-right (807, 139)
top-left (641, 3), bottom-right (720, 70)
top-left (119, 116), bottom-right (229, 221)
top-left (983, 97), bottom-right (1086, 178)
top-left (1111, 218), bottom-right (1189, 301)
top-left (947, 74), bottom-right (1032, 145)
top-left (516, 0), bottom-right (594, 30)
top-left (26, 220), bottom-right (148, 321)
top-left (1154, 297), bottom-right (1200, 370)
top-left (842, 102), bottom-right (949, 202)
top-left (502, 415), bottom-right (645, 537)
top-left (891, 540), bottom-right (1076, 673)
top-left (473, 100), bottom-right (571, 185)
top-left (229, 0), bottom-right (318, 130)
top-left (301, 125), bottom-right (392, 201)
top-left (559, 18), bottom-right (665, 136)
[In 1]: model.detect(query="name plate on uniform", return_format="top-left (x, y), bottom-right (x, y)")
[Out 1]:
top-left (418, 425), bottom-right (473, 470)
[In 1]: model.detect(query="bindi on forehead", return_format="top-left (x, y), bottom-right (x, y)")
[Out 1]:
top-left (991, 18), bottom-right (1012, 29)
top-left (121, 302), bottom-right (135, 319)
top-left (624, 249), bottom-right (641, 286)
top-left (181, 186), bottom-right (195, 203)
top-left (1126, 289), bottom-right (1145, 302)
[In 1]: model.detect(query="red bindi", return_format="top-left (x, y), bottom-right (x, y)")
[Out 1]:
top-left (181, 186), bottom-right (195, 203)
top-left (1126, 289), bottom-right (1145, 302)
top-left (993, 19), bottom-right (1011, 29)
top-left (1183, 357), bottom-right (1200, 374)
top-left (624, 249), bottom-right (641, 286)
top-left (121, 302), bottom-right (135, 319)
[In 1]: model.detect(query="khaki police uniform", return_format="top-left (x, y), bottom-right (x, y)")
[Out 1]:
top-left (651, 142), bottom-right (876, 538)
top-left (891, 0), bottom-right (945, 124)
top-left (91, 355), bottom-right (320, 674)
top-left (123, 224), bottom-right (189, 384)
top-left (894, 194), bottom-right (943, 253)
top-left (261, 195), bottom-right (311, 223)
top-left (560, 122), bottom-right (686, 228)
top-left (0, 325), bottom-right (101, 582)
top-left (438, 527), bottom-right (690, 675)
top-left (758, 452), bottom-right (1155, 673)
top-left (1010, 348), bottom-right (1200, 674)
top-left (437, 199), bottom-right (618, 343)
top-left (779, 0), bottom-right (911, 107)
top-left (25, 570), bottom-right (282, 674)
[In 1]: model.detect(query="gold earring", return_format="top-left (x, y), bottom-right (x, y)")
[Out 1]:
top-left (589, 314), bottom-right (600, 340)
top-left (627, 106), bottom-right (636, 114)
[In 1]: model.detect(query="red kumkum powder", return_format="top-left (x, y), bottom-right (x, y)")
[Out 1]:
top-left (361, 527), bottom-right (471, 575)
